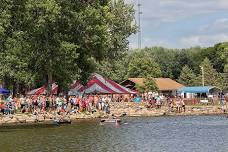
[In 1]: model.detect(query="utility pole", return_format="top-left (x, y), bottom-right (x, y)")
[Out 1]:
top-left (138, 0), bottom-right (142, 49)
top-left (200, 66), bottom-right (205, 86)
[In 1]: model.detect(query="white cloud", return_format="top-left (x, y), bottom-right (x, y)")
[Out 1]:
top-left (143, 37), bottom-right (169, 47)
top-left (125, 0), bottom-right (228, 48)
top-left (181, 17), bottom-right (228, 47)
top-left (180, 34), bottom-right (228, 47)
top-left (200, 18), bottom-right (228, 33)
top-left (126, 0), bottom-right (228, 24)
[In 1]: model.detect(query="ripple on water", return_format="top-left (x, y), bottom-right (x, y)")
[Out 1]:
top-left (0, 116), bottom-right (228, 152)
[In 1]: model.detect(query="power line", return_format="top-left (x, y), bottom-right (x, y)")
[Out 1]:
top-left (138, 0), bottom-right (142, 49)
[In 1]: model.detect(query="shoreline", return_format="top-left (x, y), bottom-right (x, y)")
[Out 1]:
top-left (0, 113), bottom-right (226, 128)
top-left (0, 102), bottom-right (226, 127)
top-left (0, 112), bottom-right (225, 127)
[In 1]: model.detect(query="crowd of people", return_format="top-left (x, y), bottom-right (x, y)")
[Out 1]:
top-left (143, 92), bottom-right (228, 113)
top-left (0, 95), bottom-right (113, 116)
top-left (143, 94), bottom-right (185, 112)
top-left (0, 93), bottom-right (167, 116)
top-left (0, 93), bottom-right (186, 116)
top-left (0, 92), bottom-right (227, 116)
top-left (167, 96), bottom-right (186, 113)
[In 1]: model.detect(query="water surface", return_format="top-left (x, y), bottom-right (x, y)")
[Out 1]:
top-left (0, 116), bottom-right (227, 152)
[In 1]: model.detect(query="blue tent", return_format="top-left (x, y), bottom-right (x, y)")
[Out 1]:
top-left (0, 88), bottom-right (10, 94)
top-left (178, 86), bottom-right (221, 94)
top-left (132, 97), bottom-right (142, 102)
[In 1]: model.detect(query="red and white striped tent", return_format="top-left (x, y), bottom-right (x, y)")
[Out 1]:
top-left (51, 83), bottom-right (58, 95)
top-left (80, 73), bottom-right (136, 94)
top-left (68, 81), bottom-right (84, 95)
top-left (26, 86), bottom-right (46, 95)
top-left (26, 83), bottom-right (58, 95)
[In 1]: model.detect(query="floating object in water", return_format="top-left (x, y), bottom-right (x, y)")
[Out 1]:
top-left (120, 113), bottom-right (127, 117)
top-left (53, 119), bottom-right (71, 125)
top-left (100, 118), bottom-right (121, 125)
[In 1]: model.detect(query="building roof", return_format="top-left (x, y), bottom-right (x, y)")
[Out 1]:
top-left (177, 86), bottom-right (221, 93)
top-left (127, 78), bottom-right (184, 91)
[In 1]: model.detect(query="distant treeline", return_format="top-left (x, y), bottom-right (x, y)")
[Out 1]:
top-left (97, 43), bottom-right (228, 92)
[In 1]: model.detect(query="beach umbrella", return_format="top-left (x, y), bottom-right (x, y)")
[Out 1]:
top-left (0, 88), bottom-right (10, 94)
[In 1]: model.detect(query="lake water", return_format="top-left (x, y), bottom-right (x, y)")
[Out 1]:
top-left (0, 116), bottom-right (228, 152)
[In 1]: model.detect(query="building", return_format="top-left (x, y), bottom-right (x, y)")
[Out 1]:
top-left (178, 86), bottom-right (221, 98)
top-left (121, 78), bottom-right (184, 96)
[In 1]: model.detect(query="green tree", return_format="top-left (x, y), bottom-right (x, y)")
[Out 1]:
top-left (142, 47), bottom-right (176, 78)
top-left (0, 0), bottom-right (34, 94)
top-left (0, 0), bottom-right (136, 94)
top-left (196, 43), bottom-right (228, 73)
top-left (136, 78), bottom-right (158, 93)
top-left (178, 65), bottom-right (199, 86)
top-left (95, 57), bottom-right (128, 83)
top-left (135, 83), bottom-right (146, 93)
top-left (127, 53), bottom-right (162, 78)
top-left (222, 64), bottom-right (228, 92)
top-left (144, 78), bottom-right (158, 92)
top-left (138, 46), bottom-right (200, 79)
top-left (200, 58), bottom-right (220, 87)
top-left (0, 0), bottom-right (11, 84)
top-left (94, 0), bottom-right (136, 83)
top-left (215, 43), bottom-right (228, 71)
top-left (171, 49), bottom-right (195, 79)
top-left (24, 0), bottom-right (136, 90)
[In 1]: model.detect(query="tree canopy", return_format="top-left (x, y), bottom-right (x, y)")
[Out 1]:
top-left (200, 58), bottom-right (221, 87)
top-left (222, 64), bottom-right (228, 92)
top-left (127, 52), bottom-right (162, 78)
top-left (178, 65), bottom-right (199, 86)
top-left (97, 42), bottom-right (228, 92)
top-left (0, 0), bottom-right (136, 94)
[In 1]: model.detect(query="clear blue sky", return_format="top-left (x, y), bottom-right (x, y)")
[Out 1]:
top-left (126, 0), bottom-right (228, 49)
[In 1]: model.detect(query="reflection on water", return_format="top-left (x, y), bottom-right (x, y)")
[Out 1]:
top-left (0, 116), bottom-right (228, 152)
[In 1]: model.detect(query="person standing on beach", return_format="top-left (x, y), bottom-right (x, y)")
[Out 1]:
top-left (167, 97), bottom-right (174, 112)
top-left (94, 95), bottom-right (99, 109)
top-left (220, 93), bottom-right (226, 113)
top-left (155, 95), bottom-right (161, 109)
top-left (88, 95), bottom-right (94, 113)
top-left (74, 95), bottom-right (79, 111)
top-left (20, 95), bottom-right (26, 113)
top-left (175, 97), bottom-right (181, 113)
top-left (13, 97), bottom-right (19, 110)
top-left (180, 97), bottom-right (185, 112)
